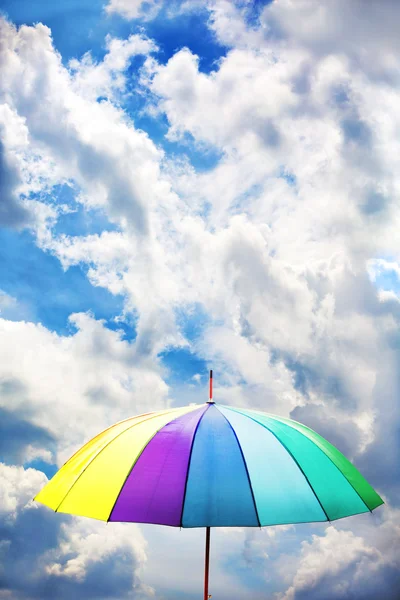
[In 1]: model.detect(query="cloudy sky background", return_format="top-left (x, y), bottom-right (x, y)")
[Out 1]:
top-left (1, 0), bottom-right (399, 598)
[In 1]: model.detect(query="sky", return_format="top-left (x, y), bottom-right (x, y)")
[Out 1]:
top-left (0, 0), bottom-right (400, 598)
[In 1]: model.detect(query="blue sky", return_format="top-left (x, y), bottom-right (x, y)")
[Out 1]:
top-left (1, 1), bottom-right (400, 599)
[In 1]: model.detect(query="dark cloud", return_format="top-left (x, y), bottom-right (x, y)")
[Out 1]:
top-left (0, 506), bottom-right (64, 597)
top-left (294, 561), bottom-right (400, 600)
top-left (0, 406), bottom-right (56, 464)
top-left (0, 139), bottom-right (32, 229)
top-left (277, 353), bottom-right (358, 412)
top-left (77, 142), bottom-right (149, 234)
top-left (262, 0), bottom-right (400, 79)
top-left (0, 502), bottom-right (144, 600)
top-left (357, 398), bottom-right (400, 506)
top-left (290, 404), bottom-right (361, 459)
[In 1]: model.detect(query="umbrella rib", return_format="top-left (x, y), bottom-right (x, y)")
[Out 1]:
top-left (275, 418), bottom-right (377, 512)
top-left (215, 406), bottom-right (261, 528)
top-left (221, 406), bottom-right (331, 523)
top-left (54, 406), bottom-right (192, 514)
top-left (179, 403), bottom-right (211, 528)
top-left (58, 411), bottom-right (155, 468)
top-left (242, 408), bottom-right (376, 514)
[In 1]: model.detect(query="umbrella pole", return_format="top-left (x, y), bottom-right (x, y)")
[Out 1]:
top-left (204, 371), bottom-right (212, 599)
top-left (204, 526), bottom-right (211, 600)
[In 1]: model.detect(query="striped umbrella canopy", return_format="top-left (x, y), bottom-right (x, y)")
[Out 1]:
top-left (35, 372), bottom-right (383, 599)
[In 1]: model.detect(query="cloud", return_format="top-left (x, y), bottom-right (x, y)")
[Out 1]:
top-left (69, 33), bottom-right (158, 101)
top-left (0, 17), bottom-right (195, 359)
top-left (145, 45), bottom-right (298, 150)
top-left (276, 505), bottom-right (400, 600)
top-left (0, 18), bottom-right (162, 234)
top-left (278, 526), bottom-right (380, 600)
top-left (260, 0), bottom-right (400, 77)
top-left (0, 138), bottom-right (31, 228)
top-left (0, 105), bottom-right (33, 229)
top-left (135, 0), bottom-right (400, 446)
top-left (0, 405), bottom-right (56, 465)
top-left (0, 463), bottom-right (47, 518)
top-left (105, 0), bottom-right (163, 21)
top-left (0, 464), bottom-right (151, 599)
top-left (144, 1), bottom-right (400, 261)
top-left (0, 313), bottom-right (170, 466)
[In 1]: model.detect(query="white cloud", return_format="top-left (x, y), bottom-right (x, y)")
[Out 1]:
top-left (143, 1), bottom-right (400, 269)
top-left (69, 33), bottom-right (157, 101)
top-left (276, 504), bottom-right (400, 600)
top-left (0, 314), bottom-right (170, 465)
top-left (0, 16), bottom-right (189, 364)
top-left (105, 0), bottom-right (163, 21)
top-left (0, 463), bottom-right (48, 520)
top-left (0, 18), bottom-right (163, 233)
top-left (45, 519), bottom-right (148, 583)
top-left (278, 526), bottom-right (380, 600)
top-left (1, 0), bottom-right (399, 487)
top-left (21, 444), bottom-right (54, 464)
top-left (260, 0), bottom-right (400, 75)
top-left (145, 45), bottom-right (299, 149)
top-left (131, 0), bottom-right (400, 442)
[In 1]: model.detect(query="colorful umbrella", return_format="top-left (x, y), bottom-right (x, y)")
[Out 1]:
top-left (35, 371), bottom-right (383, 599)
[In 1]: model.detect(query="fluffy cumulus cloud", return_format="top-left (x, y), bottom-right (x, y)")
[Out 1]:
top-left (0, 18), bottom-right (163, 233)
top-left (0, 313), bottom-right (171, 465)
top-left (1, 0), bottom-right (400, 598)
top-left (0, 464), bottom-right (151, 599)
top-left (138, 0), bottom-right (400, 484)
top-left (274, 504), bottom-right (400, 600)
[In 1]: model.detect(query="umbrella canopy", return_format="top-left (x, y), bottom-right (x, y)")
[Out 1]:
top-left (35, 403), bottom-right (383, 527)
top-left (35, 372), bottom-right (384, 600)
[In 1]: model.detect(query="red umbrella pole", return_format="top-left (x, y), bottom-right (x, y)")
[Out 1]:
top-left (208, 370), bottom-right (213, 404)
top-left (205, 370), bottom-right (212, 599)
top-left (204, 526), bottom-right (211, 600)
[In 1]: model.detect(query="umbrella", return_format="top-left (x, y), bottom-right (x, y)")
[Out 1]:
top-left (35, 371), bottom-right (383, 599)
